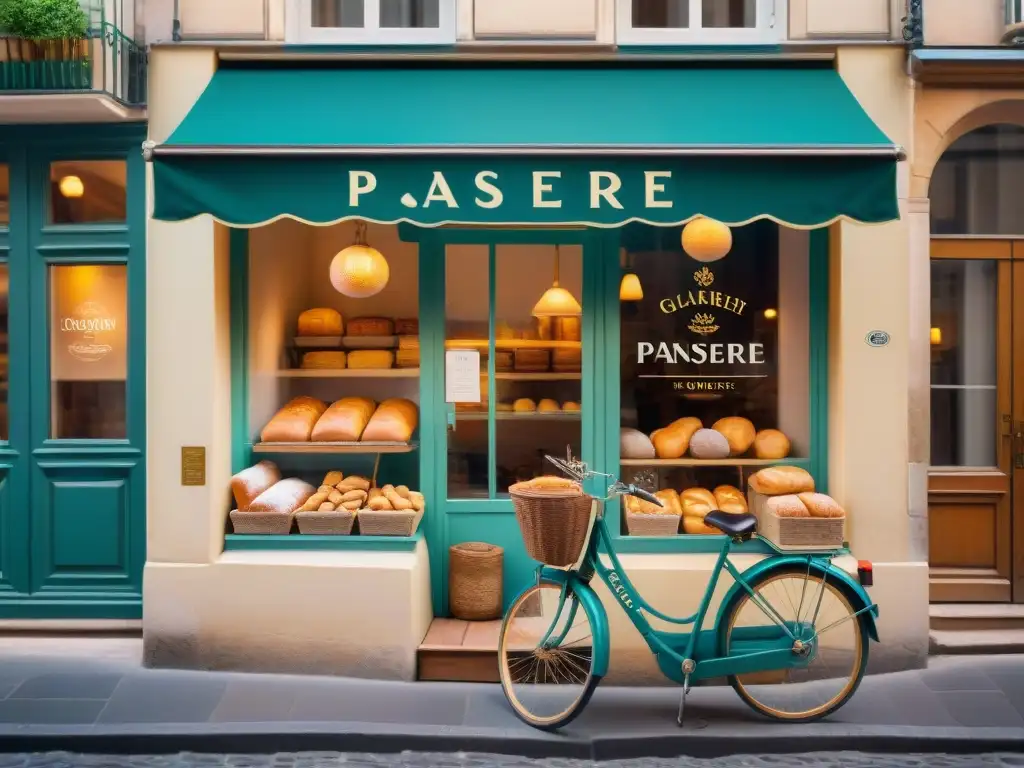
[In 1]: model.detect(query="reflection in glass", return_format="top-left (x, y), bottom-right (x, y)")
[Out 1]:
top-left (495, 245), bottom-right (582, 494)
top-left (702, 0), bottom-right (755, 27)
top-left (49, 265), bottom-right (127, 439)
top-left (381, 0), bottom-right (439, 27)
top-left (0, 264), bottom-right (7, 439)
top-left (632, 0), bottom-right (689, 27)
top-left (930, 124), bottom-right (1024, 236)
top-left (446, 245), bottom-right (490, 499)
top-left (312, 0), bottom-right (365, 26)
top-left (0, 165), bottom-right (9, 225)
top-left (49, 160), bottom-right (127, 225)
top-left (930, 259), bottom-right (997, 466)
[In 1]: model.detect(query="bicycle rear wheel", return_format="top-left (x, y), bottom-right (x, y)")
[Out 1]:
top-left (498, 579), bottom-right (601, 730)
top-left (718, 567), bottom-right (870, 722)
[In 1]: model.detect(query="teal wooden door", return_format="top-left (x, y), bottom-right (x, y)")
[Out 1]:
top-left (0, 125), bottom-right (145, 618)
top-left (417, 229), bottom-right (613, 616)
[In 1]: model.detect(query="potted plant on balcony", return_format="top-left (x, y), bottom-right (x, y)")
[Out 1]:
top-left (0, 0), bottom-right (89, 64)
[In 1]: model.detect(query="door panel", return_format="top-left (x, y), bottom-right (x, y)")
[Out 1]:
top-left (1012, 259), bottom-right (1024, 601)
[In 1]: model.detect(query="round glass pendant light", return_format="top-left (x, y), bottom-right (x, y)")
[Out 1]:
top-left (329, 220), bottom-right (390, 298)
top-left (532, 245), bottom-right (582, 317)
top-left (681, 216), bottom-right (732, 262)
top-left (59, 175), bottom-right (84, 199)
top-left (619, 273), bottom-right (643, 301)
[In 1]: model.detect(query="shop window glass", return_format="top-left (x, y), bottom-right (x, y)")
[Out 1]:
top-left (930, 124), bottom-right (1024, 236)
top-left (49, 160), bottom-right (127, 225)
top-left (0, 264), bottom-right (7, 440)
top-left (621, 0), bottom-right (778, 41)
top-left (0, 164), bottom-right (9, 225)
top-left (49, 265), bottom-right (127, 439)
top-left (381, 0), bottom-right (439, 27)
top-left (702, 0), bottom-right (755, 28)
top-left (930, 260), bottom-right (998, 467)
top-left (619, 222), bottom-right (810, 531)
top-left (302, 0), bottom-right (453, 42)
top-left (313, 0), bottom-right (364, 26)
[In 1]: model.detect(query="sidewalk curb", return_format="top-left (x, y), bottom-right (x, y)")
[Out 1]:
top-left (0, 723), bottom-right (1021, 759)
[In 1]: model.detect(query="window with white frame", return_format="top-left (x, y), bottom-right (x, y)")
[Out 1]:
top-left (617, 0), bottom-right (785, 44)
top-left (288, 0), bottom-right (456, 44)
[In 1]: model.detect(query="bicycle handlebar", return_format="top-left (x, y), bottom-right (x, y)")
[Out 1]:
top-left (626, 485), bottom-right (663, 507)
top-left (544, 452), bottom-right (663, 507)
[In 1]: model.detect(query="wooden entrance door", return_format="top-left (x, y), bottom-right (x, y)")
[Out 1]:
top-left (929, 238), bottom-right (1024, 603)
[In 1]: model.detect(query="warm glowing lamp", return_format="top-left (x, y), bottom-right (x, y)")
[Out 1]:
top-left (930, 327), bottom-right (942, 345)
top-left (59, 175), bottom-right (84, 198)
top-left (329, 220), bottom-right (389, 298)
top-left (681, 216), bottom-right (732, 262)
top-left (619, 273), bottom-right (643, 301)
top-left (533, 245), bottom-right (582, 317)
top-left (764, 308), bottom-right (778, 320)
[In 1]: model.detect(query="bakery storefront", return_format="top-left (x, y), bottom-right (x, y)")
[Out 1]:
top-left (144, 53), bottom-right (925, 680)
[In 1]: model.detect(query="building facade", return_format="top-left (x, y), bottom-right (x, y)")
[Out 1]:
top-left (0, 0), bottom-right (147, 620)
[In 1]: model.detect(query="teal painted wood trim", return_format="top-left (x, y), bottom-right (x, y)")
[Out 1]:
top-left (601, 230), bottom-right (624, 535)
top-left (444, 498), bottom-right (513, 514)
top-left (399, 225), bottom-right (595, 246)
top-left (615, 535), bottom-right (777, 555)
top-left (230, 229), bottom-right (250, 474)
top-left (809, 228), bottom-right (830, 494)
top-left (487, 243), bottom-right (496, 499)
top-left (0, 598), bottom-right (142, 619)
top-left (225, 531), bottom-right (423, 552)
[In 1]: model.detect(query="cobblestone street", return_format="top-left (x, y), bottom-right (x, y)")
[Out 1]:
top-left (2, 754), bottom-right (1023, 768)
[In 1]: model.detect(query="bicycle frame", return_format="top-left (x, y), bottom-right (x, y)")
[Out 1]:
top-left (535, 501), bottom-right (879, 686)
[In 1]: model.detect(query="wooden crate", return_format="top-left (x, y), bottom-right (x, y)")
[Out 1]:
top-left (747, 489), bottom-right (844, 551)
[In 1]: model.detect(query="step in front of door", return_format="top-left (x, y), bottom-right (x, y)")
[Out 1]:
top-left (417, 618), bottom-right (501, 682)
top-left (930, 603), bottom-right (1024, 631)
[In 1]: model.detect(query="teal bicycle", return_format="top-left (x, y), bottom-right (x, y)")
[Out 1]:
top-left (498, 451), bottom-right (879, 731)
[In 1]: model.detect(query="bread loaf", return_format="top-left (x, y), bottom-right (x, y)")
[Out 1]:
top-left (562, 401), bottom-right (580, 412)
top-left (651, 417), bottom-right (702, 459)
top-left (797, 492), bottom-right (845, 518)
top-left (297, 308), bottom-right (343, 337)
top-left (301, 351), bottom-right (347, 370)
top-left (311, 397), bottom-right (377, 442)
top-left (260, 397), bottom-right (328, 442)
top-left (394, 318), bottom-right (418, 335)
top-left (323, 471), bottom-right (344, 487)
top-left (754, 429), bottom-right (791, 460)
top-left (621, 428), bottom-right (656, 459)
top-left (347, 317), bottom-right (394, 336)
top-left (231, 461), bottom-right (281, 511)
top-left (513, 398), bottom-right (537, 413)
top-left (337, 475), bottom-right (370, 493)
top-left (766, 494), bottom-right (811, 518)
top-left (680, 487), bottom-right (719, 534)
top-left (625, 494), bottom-right (662, 515)
top-left (538, 399), bottom-right (560, 413)
top-left (301, 491), bottom-right (329, 512)
top-left (653, 489), bottom-right (683, 516)
top-left (712, 417), bottom-right (757, 456)
top-left (749, 466), bottom-right (815, 495)
top-left (713, 485), bottom-right (748, 514)
top-left (249, 478), bottom-right (316, 515)
top-left (361, 398), bottom-right (419, 442)
top-left (688, 428), bottom-right (731, 459)
top-left (347, 350), bottom-right (395, 369)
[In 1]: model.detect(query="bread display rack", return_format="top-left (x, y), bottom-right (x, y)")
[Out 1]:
top-left (253, 441), bottom-right (416, 455)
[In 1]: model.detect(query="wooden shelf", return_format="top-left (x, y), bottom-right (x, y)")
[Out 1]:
top-left (253, 441), bottom-right (416, 454)
top-left (446, 339), bottom-right (581, 351)
top-left (456, 412), bottom-right (580, 421)
top-left (620, 458), bottom-right (806, 467)
top-left (276, 368), bottom-right (419, 378)
top-left (492, 372), bottom-right (580, 381)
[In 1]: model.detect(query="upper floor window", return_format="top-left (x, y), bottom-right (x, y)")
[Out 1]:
top-left (289, 0), bottom-right (456, 44)
top-left (617, 0), bottom-right (785, 44)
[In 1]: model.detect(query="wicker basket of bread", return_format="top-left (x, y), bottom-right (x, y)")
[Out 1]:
top-left (747, 466), bottom-right (845, 550)
top-left (293, 471), bottom-right (369, 535)
top-left (358, 484), bottom-right (425, 536)
top-left (228, 462), bottom-right (309, 535)
top-left (623, 489), bottom-right (682, 536)
top-left (510, 476), bottom-right (594, 567)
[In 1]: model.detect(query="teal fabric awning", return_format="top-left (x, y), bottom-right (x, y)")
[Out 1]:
top-left (150, 64), bottom-right (902, 228)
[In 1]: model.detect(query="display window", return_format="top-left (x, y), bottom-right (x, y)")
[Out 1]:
top-left (617, 221), bottom-right (824, 538)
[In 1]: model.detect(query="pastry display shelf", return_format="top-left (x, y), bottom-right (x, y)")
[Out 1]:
top-left (252, 441), bottom-right (417, 455)
top-left (620, 457), bottom-right (809, 467)
top-left (446, 339), bottom-right (581, 350)
top-left (491, 372), bottom-right (581, 381)
top-left (276, 368), bottom-right (419, 378)
top-left (456, 412), bottom-right (581, 421)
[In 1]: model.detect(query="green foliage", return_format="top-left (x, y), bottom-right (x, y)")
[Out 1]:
top-left (0, 0), bottom-right (88, 40)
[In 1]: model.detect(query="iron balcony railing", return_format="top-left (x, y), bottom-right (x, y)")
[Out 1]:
top-left (0, 21), bottom-right (147, 107)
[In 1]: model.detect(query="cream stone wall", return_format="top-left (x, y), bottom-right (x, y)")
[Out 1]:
top-left (789, 0), bottom-right (898, 39)
top-left (922, 0), bottom-right (1005, 48)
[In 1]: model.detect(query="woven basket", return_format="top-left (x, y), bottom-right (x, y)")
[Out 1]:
top-left (449, 542), bottom-right (504, 621)
top-left (295, 509), bottom-right (355, 535)
top-left (625, 511), bottom-right (681, 536)
top-left (358, 508), bottom-right (423, 536)
top-left (510, 486), bottom-right (594, 567)
top-left (229, 509), bottom-right (293, 535)
top-left (748, 489), bottom-right (845, 551)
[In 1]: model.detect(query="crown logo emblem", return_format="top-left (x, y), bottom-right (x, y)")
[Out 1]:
top-left (688, 313), bottom-right (719, 336)
top-left (693, 266), bottom-right (715, 288)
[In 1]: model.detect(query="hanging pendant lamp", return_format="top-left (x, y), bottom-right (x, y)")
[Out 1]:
top-left (619, 248), bottom-right (643, 301)
top-left (532, 245), bottom-right (582, 317)
top-left (329, 220), bottom-right (390, 298)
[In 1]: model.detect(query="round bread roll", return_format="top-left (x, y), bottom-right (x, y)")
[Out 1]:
top-left (680, 488), bottom-right (719, 534)
top-left (620, 428), bottom-right (656, 460)
top-left (496, 402), bottom-right (514, 412)
top-left (712, 417), bottom-right (757, 456)
top-left (688, 428), bottom-right (731, 459)
top-left (513, 398), bottom-right (537, 413)
top-left (562, 401), bottom-right (581, 412)
top-left (749, 466), bottom-right (815, 496)
top-left (538, 398), bottom-right (560, 412)
top-left (754, 429), bottom-right (791, 460)
top-left (713, 484), bottom-right (748, 514)
top-left (651, 417), bottom-right (703, 459)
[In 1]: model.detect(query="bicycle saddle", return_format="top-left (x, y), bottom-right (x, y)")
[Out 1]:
top-left (704, 510), bottom-right (758, 538)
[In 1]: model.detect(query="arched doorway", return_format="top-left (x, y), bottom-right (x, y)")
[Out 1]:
top-left (929, 123), bottom-right (1024, 603)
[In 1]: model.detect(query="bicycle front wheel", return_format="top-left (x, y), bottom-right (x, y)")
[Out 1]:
top-left (718, 567), bottom-right (870, 722)
top-left (498, 579), bottom-right (600, 731)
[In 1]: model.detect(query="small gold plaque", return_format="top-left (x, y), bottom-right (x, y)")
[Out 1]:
top-left (181, 446), bottom-right (206, 487)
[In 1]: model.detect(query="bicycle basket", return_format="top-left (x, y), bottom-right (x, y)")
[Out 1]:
top-left (509, 483), bottom-right (594, 567)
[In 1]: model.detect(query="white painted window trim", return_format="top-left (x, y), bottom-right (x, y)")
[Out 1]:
top-left (286, 0), bottom-right (457, 44)
top-left (615, 0), bottom-right (786, 44)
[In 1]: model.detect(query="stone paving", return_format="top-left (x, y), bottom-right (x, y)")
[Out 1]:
top-left (2, 753), bottom-right (1024, 768)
